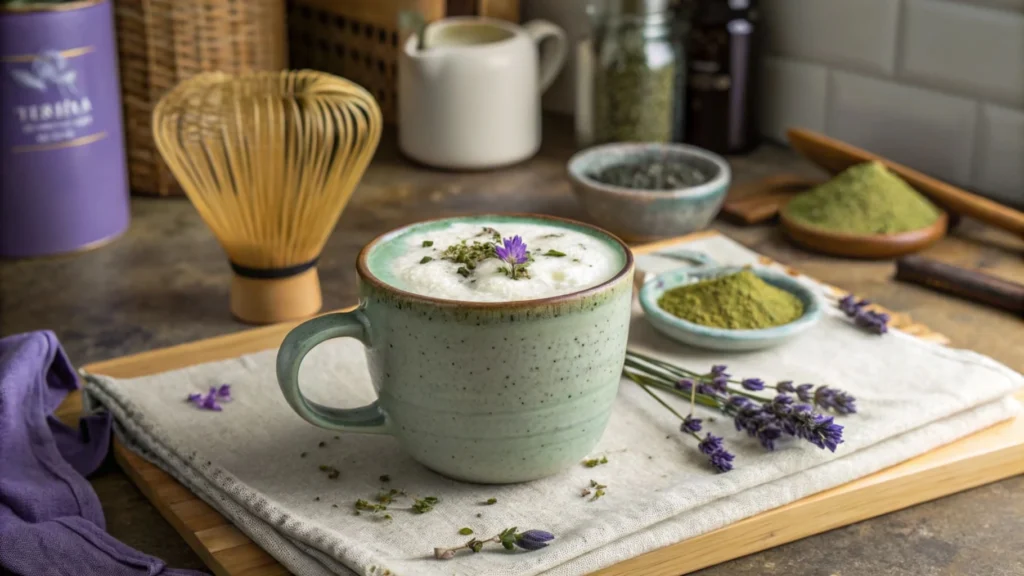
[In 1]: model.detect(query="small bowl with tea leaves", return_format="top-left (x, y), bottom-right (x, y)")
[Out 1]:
top-left (567, 142), bottom-right (730, 243)
top-left (638, 260), bottom-right (822, 351)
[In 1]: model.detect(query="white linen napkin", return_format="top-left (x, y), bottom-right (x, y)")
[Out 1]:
top-left (84, 234), bottom-right (1023, 576)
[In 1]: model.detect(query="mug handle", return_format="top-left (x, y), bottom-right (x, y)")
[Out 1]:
top-left (276, 311), bottom-right (391, 434)
top-left (523, 19), bottom-right (568, 94)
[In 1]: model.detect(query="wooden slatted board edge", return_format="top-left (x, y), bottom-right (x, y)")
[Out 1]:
top-left (56, 229), bottom-right (1021, 576)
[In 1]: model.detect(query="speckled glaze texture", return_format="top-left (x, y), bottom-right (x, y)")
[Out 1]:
top-left (359, 278), bottom-right (632, 483)
top-left (568, 143), bottom-right (731, 242)
top-left (278, 215), bottom-right (635, 484)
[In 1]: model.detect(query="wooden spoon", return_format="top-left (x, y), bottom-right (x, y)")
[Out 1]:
top-left (787, 128), bottom-right (1024, 238)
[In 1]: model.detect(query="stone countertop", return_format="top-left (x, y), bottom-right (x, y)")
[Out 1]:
top-left (1, 120), bottom-right (1023, 576)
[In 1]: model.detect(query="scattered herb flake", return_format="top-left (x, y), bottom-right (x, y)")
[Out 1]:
top-left (457, 266), bottom-right (471, 277)
top-left (458, 527), bottom-right (474, 535)
top-left (540, 233), bottom-right (564, 239)
top-left (412, 496), bottom-right (439, 514)
top-left (542, 249), bottom-right (566, 257)
top-left (422, 240), bottom-right (434, 247)
top-left (586, 480), bottom-right (607, 501)
top-left (314, 496), bottom-right (320, 502)
top-left (318, 441), bottom-right (326, 448)
top-left (300, 452), bottom-right (308, 458)
top-left (379, 474), bottom-right (390, 483)
top-left (420, 256), bottom-right (433, 264)
top-left (485, 498), bottom-right (497, 505)
top-left (583, 456), bottom-right (609, 468)
top-left (318, 465), bottom-right (340, 480)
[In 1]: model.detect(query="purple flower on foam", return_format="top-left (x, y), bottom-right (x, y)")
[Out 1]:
top-left (741, 378), bottom-right (765, 391)
top-left (216, 384), bottom-right (232, 401)
top-left (680, 415), bottom-right (702, 433)
top-left (186, 393), bottom-right (202, 404)
top-left (515, 530), bottom-right (555, 551)
top-left (495, 235), bottom-right (529, 266)
top-left (187, 385), bottom-right (231, 411)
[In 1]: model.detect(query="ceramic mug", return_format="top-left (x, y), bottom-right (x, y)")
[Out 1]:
top-left (398, 17), bottom-right (567, 169)
top-left (276, 215), bottom-right (634, 483)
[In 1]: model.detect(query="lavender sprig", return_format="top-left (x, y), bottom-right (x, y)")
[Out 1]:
top-left (838, 295), bottom-right (890, 334)
top-left (434, 527), bottom-right (554, 559)
top-left (624, 351), bottom-right (857, 470)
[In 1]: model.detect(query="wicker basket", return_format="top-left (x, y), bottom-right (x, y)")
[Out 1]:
top-left (116, 0), bottom-right (288, 196)
top-left (287, 0), bottom-right (519, 123)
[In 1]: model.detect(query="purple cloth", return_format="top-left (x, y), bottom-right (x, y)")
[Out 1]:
top-left (0, 331), bottom-right (207, 576)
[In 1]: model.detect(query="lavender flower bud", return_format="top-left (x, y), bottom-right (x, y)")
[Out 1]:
top-left (795, 384), bottom-right (814, 402)
top-left (741, 378), bottom-right (765, 391)
top-left (675, 378), bottom-right (694, 392)
top-left (727, 395), bottom-right (750, 407)
top-left (707, 448), bottom-right (735, 472)
top-left (776, 380), bottom-right (795, 393)
top-left (516, 530), bottom-right (555, 551)
top-left (681, 415), bottom-right (702, 433)
top-left (216, 384), bottom-right (232, 399)
top-left (710, 364), bottom-right (729, 377)
top-left (186, 393), bottom-right (202, 404)
top-left (697, 433), bottom-right (724, 455)
top-left (711, 376), bottom-right (729, 393)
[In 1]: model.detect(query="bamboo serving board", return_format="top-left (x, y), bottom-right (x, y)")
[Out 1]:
top-left (57, 230), bottom-right (1024, 576)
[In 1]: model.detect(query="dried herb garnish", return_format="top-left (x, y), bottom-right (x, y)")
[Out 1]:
top-left (542, 249), bottom-right (566, 257)
top-left (317, 441), bottom-right (326, 448)
top-left (300, 452), bottom-right (308, 458)
top-left (420, 256), bottom-right (433, 264)
top-left (484, 498), bottom-right (497, 505)
top-left (422, 240), bottom-right (434, 247)
top-left (458, 527), bottom-right (474, 535)
top-left (581, 480), bottom-right (607, 501)
top-left (582, 456), bottom-right (608, 468)
top-left (318, 465), bottom-right (340, 480)
top-left (379, 474), bottom-right (390, 483)
top-left (412, 496), bottom-right (439, 514)
top-left (540, 233), bottom-right (564, 239)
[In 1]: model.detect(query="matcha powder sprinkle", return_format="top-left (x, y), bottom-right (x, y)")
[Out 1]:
top-left (783, 161), bottom-right (940, 234)
top-left (658, 270), bottom-right (804, 330)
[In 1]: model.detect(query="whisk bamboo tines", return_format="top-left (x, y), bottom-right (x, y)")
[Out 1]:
top-left (153, 70), bottom-right (383, 324)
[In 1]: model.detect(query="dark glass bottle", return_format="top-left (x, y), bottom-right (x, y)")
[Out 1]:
top-left (683, 0), bottom-right (760, 154)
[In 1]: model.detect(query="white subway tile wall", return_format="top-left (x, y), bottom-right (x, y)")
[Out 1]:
top-left (902, 0), bottom-right (1024, 104)
top-left (974, 105), bottom-right (1024, 205)
top-left (761, 0), bottom-right (1024, 207)
top-left (828, 71), bottom-right (977, 184)
top-left (761, 0), bottom-right (902, 75)
top-left (758, 57), bottom-right (829, 143)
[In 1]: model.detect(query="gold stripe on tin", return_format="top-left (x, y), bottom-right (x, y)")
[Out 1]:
top-left (0, 46), bottom-right (95, 63)
top-left (12, 131), bottom-right (107, 154)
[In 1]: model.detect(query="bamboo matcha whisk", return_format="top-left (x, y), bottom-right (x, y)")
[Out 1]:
top-left (153, 71), bottom-right (382, 324)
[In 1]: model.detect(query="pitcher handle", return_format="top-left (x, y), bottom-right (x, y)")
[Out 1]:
top-left (276, 311), bottom-right (391, 434)
top-left (523, 19), bottom-right (568, 94)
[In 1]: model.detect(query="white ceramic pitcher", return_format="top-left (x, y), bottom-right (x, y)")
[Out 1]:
top-left (398, 17), bottom-right (567, 169)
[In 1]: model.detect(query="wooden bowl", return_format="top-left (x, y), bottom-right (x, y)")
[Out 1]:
top-left (780, 208), bottom-right (949, 259)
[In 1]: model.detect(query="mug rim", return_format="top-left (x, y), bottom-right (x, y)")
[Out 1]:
top-left (356, 213), bottom-right (635, 309)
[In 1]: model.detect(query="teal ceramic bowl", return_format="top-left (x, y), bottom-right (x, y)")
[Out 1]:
top-left (638, 265), bottom-right (822, 351)
top-left (567, 142), bottom-right (731, 243)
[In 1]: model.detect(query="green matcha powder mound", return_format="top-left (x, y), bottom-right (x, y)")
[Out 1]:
top-left (783, 161), bottom-right (941, 234)
top-left (658, 270), bottom-right (804, 330)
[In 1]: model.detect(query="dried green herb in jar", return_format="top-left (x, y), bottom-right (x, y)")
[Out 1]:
top-left (589, 3), bottom-right (680, 143)
top-left (658, 270), bottom-right (804, 329)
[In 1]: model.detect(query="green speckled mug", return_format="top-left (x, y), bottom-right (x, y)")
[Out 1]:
top-left (276, 214), bottom-right (634, 483)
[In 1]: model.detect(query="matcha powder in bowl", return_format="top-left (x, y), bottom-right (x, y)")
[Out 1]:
top-left (783, 162), bottom-right (941, 234)
top-left (658, 270), bottom-right (805, 330)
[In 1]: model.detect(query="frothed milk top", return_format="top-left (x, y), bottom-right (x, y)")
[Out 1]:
top-left (375, 220), bottom-right (625, 302)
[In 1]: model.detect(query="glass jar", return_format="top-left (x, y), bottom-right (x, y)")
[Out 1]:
top-left (578, 0), bottom-right (684, 146)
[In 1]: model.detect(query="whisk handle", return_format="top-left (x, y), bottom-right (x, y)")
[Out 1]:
top-left (277, 311), bottom-right (391, 434)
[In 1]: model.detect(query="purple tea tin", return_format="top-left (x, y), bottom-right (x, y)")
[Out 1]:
top-left (0, 0), bottom-right (129, 258)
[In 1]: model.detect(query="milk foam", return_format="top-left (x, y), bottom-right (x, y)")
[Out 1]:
top-left (387, 222), bottom-right (623, 302)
